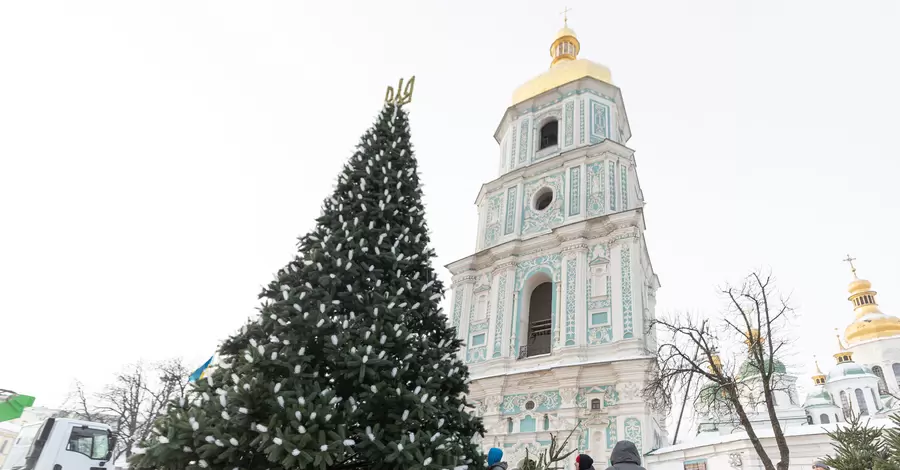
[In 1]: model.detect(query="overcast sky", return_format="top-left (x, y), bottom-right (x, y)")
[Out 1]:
top-left (2, 0), bottom-right (899, 412)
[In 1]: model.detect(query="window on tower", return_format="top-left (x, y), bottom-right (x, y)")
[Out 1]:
top-left (540, 120), bottom-right (558, 150)
top-left (533, 187), bottom-right (554, 212)
top-left (525, 282), bottom-right (552, 357)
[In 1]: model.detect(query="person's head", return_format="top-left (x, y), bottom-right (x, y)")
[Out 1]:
top-left (812, 461), bottom-right (830, 470)
top-left (575, 454), bottom-right (594, 470)
top-left (487, 447), bottom-right (503, 465)
top-left (610, 441), bottom-right (641, 465)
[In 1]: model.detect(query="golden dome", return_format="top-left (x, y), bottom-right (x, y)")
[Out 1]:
top-left (848, 278), bottom-right (872, 294)
top-left (839, 257), bottom-right (900, 345)
top-left (511, 23), bottom-right (613, 105)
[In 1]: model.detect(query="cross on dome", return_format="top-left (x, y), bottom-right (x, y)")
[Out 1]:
top-left (843, 254), bottom-right (857, 278)
top-left (560, 6), bottom-right (572, 26)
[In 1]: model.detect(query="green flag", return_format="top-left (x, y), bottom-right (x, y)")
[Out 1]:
top-left (0, 394), bottom-right (36, 423)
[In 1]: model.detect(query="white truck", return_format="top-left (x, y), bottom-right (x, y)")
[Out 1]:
top-left (0, 417), bottom-right (116, 470)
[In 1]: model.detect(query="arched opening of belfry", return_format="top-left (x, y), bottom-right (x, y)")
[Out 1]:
top-left (519, 271), bottom-right (553, 358)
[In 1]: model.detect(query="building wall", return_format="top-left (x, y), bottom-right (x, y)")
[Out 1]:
top-left (646, 431), bottom-right (841, 470)
top-left (849, 336), bottom-right (900, 394)
top-left (467, 360), bottom-right (656, 467)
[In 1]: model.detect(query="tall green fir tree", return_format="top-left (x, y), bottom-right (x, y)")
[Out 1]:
top-left (131, 101), bottom-right (486, 470)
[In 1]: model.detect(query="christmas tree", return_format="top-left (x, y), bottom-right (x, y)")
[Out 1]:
top-left (131, 98), bottom-right (485, 470)
top-left (822, 412), bottom-right (896, 470)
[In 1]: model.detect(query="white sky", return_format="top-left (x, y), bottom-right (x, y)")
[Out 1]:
top-left (1, 0), bottom-right (899, 412)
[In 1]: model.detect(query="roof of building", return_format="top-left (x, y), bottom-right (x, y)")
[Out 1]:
top-left (510, 23), bottom-right (613, 105)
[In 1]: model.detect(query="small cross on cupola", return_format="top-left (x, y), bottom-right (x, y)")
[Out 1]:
top-left (550, 7), bottom-right (580, 66)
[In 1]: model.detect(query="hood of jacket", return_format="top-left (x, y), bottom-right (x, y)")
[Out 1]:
top-left (610, 441), bottom-right (641, 465)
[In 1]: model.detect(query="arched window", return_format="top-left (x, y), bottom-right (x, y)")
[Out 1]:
top-left (525, 282), bottom-right (553, 357)
top-left (543, 415), bottom-right (550, 431)
top-left (591, 399), bottom-right (602, 410)
top-left (870, 388), bottom-right (880, 411)
top-left (855, 388), bottom-right (869, 416)
top-left (539, 120), bottom-right (558, 150)
top-left (873, 366), bottom-right (889, 394)
top-left (820, 413), bottom-right (830, 424)
top-left (840, 391), bottom-right (851, 419)
top-left (805, 414), bottom-right (813, 425)
top-left (893, 363), bottom-right (900, 387)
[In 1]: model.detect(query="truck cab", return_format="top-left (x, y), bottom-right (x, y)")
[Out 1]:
top-left (0, 418), bottom-right (115, 470)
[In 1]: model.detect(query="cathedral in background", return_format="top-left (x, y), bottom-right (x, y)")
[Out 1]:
top-left (446, 17), bottom-right (665, 467)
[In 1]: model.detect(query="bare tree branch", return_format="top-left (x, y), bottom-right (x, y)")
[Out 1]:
top-left (65, 358), bottom-right (191, 463)
top-left (642, 268), bottom-right (797, 470)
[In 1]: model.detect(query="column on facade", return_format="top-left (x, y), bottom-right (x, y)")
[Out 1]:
top-left (458, 278), bottom-right (476, 358)
top-left (475, 200), bottom-right (487, 252)
top-left (628, 238), bottom-right (644, 342)
top-left (489, 264), bottom-right (516, 359)
top-left (555, 276), bottom-right (564, 349)
top-left (574, 245), bottom-right (589, 346)
top-left (610, 240), bottom-right (624, 342)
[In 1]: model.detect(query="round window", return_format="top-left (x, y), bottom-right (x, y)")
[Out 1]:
top-left (525, 400), bottom-right (536, 411)
top-left (533, 187), bottom-right (554, 211)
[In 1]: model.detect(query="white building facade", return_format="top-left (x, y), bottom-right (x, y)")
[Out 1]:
top-left (446, 22), bottom-right (665, 467)
top-left (646, 264), bottom-right (900, 470)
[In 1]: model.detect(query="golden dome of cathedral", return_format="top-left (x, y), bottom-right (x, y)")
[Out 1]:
top-left (841, 257), bottom-right (900, 345)
top-left (511, 21), bottom-right (613, 106)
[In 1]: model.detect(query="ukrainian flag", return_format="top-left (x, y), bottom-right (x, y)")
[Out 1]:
top-left (189, 356), bottom-right (214, 382)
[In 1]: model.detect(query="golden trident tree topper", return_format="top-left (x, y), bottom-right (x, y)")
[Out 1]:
top-left (385, 76), bottom-right (415, 105)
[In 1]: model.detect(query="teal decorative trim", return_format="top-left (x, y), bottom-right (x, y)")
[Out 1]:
top-left (483, 192), bottom-right (504, 248)
top-left (452, 290), bottom-right (463, 331)
top-left (564, 101), bottom-right (575, 147)
top-left (513, 254), bottom-right (562, 354)
top-left (504, 186), bottom-right (517, 235)
top-left (606, 416), bottom-right (618, 449)
top-left (520, 416), bottom-right (536, 433)
top-left (568, 166), bottom-right (581, 217)
top-left (521, 172), bottom-right (565, 235)
top-left (470, 321), bottom-right (489, 333)
top-left (620, 166), bottom-right (628, 211)
top-left (518, 119), bottom-right (529, 163)
top-left (621, 245), bottom-right (634, 339)
top-left (586, 276), bottom-right (612, 345)
top-left (500, 391), bottom-right (563, 414)
top-left (514, 253), bottom-right (563, 292)
top-left (565, 259), bottom-right (577, 346)
top-left (578, 423), bottom-right (590, 452)
top-left (467, 345), bottom-right (487, 363)
top-left (513, 88), bottom-right (617, 118)
top-left (608, 161), bottom-right (616, 212)
top-left (624, 417), bottom-right (641, 454)
top-left (510, 123), bottom-right (518, 170)
top-left (492, 273), bottom-right (507, 358)
top-left (586, 161), bottom-right (605, 217)
top-left (579, 99), bottom-right (585, 145)
top-left (589, 100), bottom-right (610, 144)
top-left (576, 385), bottom-right (619, 408)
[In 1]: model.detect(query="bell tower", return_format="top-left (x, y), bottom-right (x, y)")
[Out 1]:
top-left (446, 18), bottom-right (664, 465)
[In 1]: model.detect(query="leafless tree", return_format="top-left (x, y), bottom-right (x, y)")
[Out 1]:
top-left (66, 359), bottom-right (190, 462)
top-left (643, 269), bottom-right (796, 470)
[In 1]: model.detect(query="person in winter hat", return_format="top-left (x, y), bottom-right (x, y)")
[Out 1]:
top-left (576, 454), bottom-right (595, 470)
top-left (487, 447), bottom-right (507, 470)
top-left (603, 441), bottom-right (645, 470)
top-left (812, 462), bottom-right (830, 470)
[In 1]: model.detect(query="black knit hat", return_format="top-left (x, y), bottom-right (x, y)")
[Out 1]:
top-left (577, 454), bottom-right (594, 470)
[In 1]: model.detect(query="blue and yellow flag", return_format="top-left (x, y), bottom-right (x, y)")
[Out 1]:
top-left (189, 356), bottom-right (214, 382)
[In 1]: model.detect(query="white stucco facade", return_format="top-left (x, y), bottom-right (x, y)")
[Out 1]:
top-left (446, 30), bottom-right (664, 467)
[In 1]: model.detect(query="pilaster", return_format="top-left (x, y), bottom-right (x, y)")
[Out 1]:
top-left (610, 240), bottom-right (625, 342)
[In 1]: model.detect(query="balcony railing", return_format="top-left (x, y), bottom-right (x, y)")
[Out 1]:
top-left (518, 318), bottom-right (553, 359)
